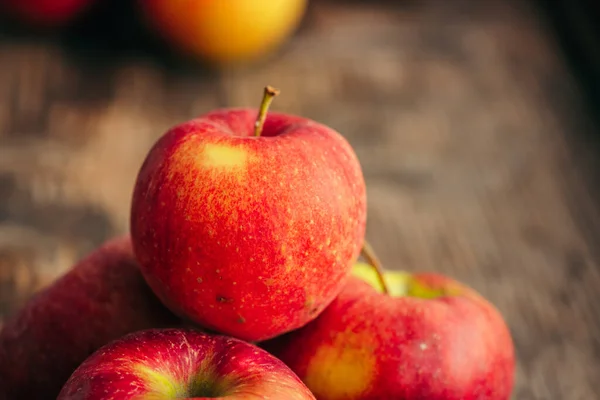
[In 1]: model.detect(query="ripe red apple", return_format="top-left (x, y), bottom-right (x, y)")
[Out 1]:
top-left (0, 236), bottom-right (181, 400)
top-left (0, 0), bottom-right (95, 27)
top-left (58, 328), bottom-right (316, 399)
top-left (262, 262), bottom-right (516, 400)
top-left (130, 86), bottom-right (367, 342)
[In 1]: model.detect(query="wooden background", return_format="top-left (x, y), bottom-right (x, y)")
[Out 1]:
top-left (1, 0), bottom-right (600, 398)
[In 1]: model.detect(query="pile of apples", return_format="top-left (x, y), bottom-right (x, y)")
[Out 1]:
top-left (0, 87), bottom-right (516, 400)
top-left (0, 0), bottom-right (308, 65)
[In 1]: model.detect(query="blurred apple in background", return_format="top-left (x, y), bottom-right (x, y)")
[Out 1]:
top-left (263, 263), bottom-right (516, 400)
top-left (0, 0), bottom-right (96, 27)
top-left (139, 0), bottom-right (309, 66)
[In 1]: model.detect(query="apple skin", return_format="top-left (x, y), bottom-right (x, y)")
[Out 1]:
top-left (0, 0), bottom-right (94, 27)
top-left (0, 236), bottom-right (181, 400)
top-left (130, 108), bottom-right (366, 343)
top-left (58, 328), bottom-right (316, 400)
top-left (262, 263), bottom-right (516, 400)
top-left (139, 0), bottom-right (308, 65)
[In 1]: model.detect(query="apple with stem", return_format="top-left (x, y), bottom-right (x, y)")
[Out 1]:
top-left (130, 86), bottom-right (367, 342)
top-left (0, 236), bottom-right (181, 400)
top-left (262, 242), bottom-right (516, 400)
top-left (58, 328), bottom-right (316, 400)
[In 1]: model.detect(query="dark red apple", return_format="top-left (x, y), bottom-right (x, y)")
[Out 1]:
top-left (0, 0), bottom-right (95, 27)
top-left (262, 262), bottom-right (516, 400)
top-left (0, 236), bottom-right (181, 400)
top-left (130, 87), bottom-right (367, 342)
top-left (58, 328), bottom-right (316, 400)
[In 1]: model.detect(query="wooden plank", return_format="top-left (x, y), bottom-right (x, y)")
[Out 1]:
top-left (1, 0), bottom-right (600, 398)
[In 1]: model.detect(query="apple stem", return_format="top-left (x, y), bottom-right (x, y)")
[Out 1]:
top-left (254, 85), bottom-right (280, 137)
top-left (361, 240), bottom-right (390, 294)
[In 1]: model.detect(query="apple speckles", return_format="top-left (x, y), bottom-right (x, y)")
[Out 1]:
top-left (216, 296), bottom-right (233, 304)
top-left (196, 277), bottom-right (203, 284)
top-left (304, 295), bottom-right (316, 310)
top-left (419, 343), bottom-right (428, 351)
top-left (264, 278), bottom-right (276, 287)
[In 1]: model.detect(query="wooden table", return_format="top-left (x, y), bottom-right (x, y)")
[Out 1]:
top-left (1, 0), bottom-right (599, 398)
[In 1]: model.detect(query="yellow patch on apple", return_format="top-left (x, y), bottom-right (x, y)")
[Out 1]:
top-left (169, 138), bottom-right (250, 177)
top-left (304, 331), bottom-right (376, 399)
top-left (202, 143), bottom-right (248, 170)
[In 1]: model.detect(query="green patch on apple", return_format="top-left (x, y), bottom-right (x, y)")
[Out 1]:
top-left (352, 262), bottom-right (461, 299)
top-left (135, 365), bottom-right (186, 397)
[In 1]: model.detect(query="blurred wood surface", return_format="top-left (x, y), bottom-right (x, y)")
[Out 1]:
top-left (1, 0), bottom-right (600, 398)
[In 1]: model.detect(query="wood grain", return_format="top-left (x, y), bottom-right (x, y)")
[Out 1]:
top-left (1, 0), bottom-right (599, 398)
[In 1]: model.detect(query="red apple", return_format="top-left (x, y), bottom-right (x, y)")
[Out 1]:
top-left (130, 86), bottom-right (367, 342)
top-left (58, 328), bottom-right (316, 399)
top-left (0, 236), bottom-right (181, 400)
top-left (0, 0), bottom-right (95, 27)
top-left (262, 262), bottom-right (516, 400)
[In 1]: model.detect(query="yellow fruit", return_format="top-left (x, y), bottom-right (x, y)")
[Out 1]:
top-left (142, 0), bottom-right (308, 65)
